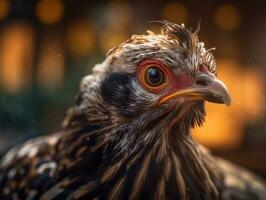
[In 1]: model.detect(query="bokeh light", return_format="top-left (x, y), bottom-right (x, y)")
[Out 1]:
top-left (0, 0), bottom-right (10, 21)
top-left (99, 27), bottom-right (128, 53)
top-left (162, 2), bottom-right (188, 24)
top-left (65, 20), bottom-right (96, 57)
top-left (36, 0), bottom-right (64, 25)
top-left (214, 4), bottom-right (241, 31)
top-left (0, 24), bottom-right (34, 93)
top-left (105, 1), bottom-right (133, 27)
top-left (37, 35), bottom-right (64, 90)
top-left (193, 59), bottom-right (265, 150)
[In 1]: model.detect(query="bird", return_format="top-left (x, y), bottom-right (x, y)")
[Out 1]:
top-left (0, 21), bottom-right (265, 200)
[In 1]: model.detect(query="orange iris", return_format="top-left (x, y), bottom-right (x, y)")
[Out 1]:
top-left (137, 59), bottom-right (173, 93)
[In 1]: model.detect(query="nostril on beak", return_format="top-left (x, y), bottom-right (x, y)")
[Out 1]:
top-left (196, 74), bottom-right (211, 86)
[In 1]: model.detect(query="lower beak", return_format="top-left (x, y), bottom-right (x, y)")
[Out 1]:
top-left (159, 78), bottom-right (231, 106)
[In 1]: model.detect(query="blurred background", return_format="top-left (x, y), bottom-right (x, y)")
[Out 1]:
top-left (0, 0), bottom-right (265, 177)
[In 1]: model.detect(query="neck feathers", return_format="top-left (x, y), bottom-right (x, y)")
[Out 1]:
top-left (56, 107), bottom-right (222, 199)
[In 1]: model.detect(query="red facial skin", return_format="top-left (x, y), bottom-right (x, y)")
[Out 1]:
top-left (199, 63), bottom-right (209, 74)
top-left (166, 73), bottom-right (192, 94)
top-left (137, 59), bottom-right (212, 106)
top-left (137, 59), bottom-right (193, 97)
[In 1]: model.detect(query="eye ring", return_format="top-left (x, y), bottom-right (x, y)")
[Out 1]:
top-left (137, 59), bottom-right (173, 93)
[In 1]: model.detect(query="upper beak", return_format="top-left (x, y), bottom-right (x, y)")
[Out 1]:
top-left (159, 74), bottom-right (231, 106)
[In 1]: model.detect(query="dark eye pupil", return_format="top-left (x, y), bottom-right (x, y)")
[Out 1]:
top-left (145, 67), bottom-right (164, 86)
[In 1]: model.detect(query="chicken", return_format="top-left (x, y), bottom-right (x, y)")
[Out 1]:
top-left (0, 21), bottom-right (265, 200)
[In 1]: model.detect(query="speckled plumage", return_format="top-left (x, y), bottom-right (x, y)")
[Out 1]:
top-left (0, 21), bottom-right (266, 200)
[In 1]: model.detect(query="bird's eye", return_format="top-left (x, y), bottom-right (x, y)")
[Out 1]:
top-left (145, 67), bottom-right (165, 87)
top-left (137, 59), bottom-right (173, 93)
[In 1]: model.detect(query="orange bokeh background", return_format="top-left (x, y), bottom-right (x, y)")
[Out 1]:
top-left (0, 0), bottom-right (265, 176)
top-left (194, 60), bottom-right (265, 150)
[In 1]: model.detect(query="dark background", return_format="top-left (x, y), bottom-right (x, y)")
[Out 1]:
top-left (0, 0), bottom-right (265, 177)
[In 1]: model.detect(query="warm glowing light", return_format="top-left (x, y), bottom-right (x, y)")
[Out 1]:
top-left (193, 103), bottom-right (243, 149)
top-left (193, 59), bottom-right (265, 150)
top-left (65, 21), bottom-right (95, 57)
top-left (105, 1), bottom-right (133, 27)
top-left (162, 2), bottom-right (188, 24)
top-left (214, 4), bottom-right (241, 31)
top-left (242, 68), bottom-right (265, 120)
top-left (0, 0), bottom-right (10, 21)
top-left (37, 35), bottom-right (64, 90)
top-left (36, 0), bottom-right (64, 25)
top-left (0, 23), bottom-right (34, 93)
top-left (99, 27), bottom-right (128, 53)
top-left (101, 1), bottom-right (132, 53)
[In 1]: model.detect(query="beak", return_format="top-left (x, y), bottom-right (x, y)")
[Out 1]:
top-left (159, 74), bottom-right (231, 106)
